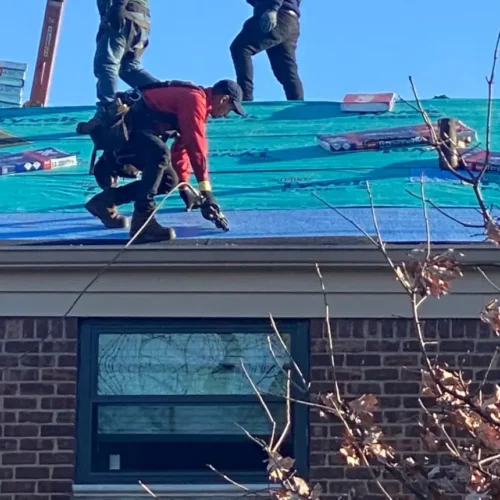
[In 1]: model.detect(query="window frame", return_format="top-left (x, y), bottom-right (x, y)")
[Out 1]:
top-left (76, 318), bottom-right (309, 485)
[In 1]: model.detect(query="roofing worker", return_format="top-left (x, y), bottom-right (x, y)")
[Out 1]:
top-left (230, 0), bottom-right (304, 102)
top-left (83, 79), bottom-right (246, 244)
top-left (89, 0), bottom-right (158, 126)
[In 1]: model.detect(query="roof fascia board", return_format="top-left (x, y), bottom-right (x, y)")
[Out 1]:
top-left (0, 244), bottom-right (497, 270)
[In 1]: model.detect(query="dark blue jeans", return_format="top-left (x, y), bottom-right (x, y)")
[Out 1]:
top-left (93, 17), bottom-right (158, 107)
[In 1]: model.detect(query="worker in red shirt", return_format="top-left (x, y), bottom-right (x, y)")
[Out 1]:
top-left (83, 79), bottom-right (246, 243)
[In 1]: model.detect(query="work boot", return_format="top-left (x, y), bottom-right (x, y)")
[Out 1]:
top-left (129, 210), bottom-right (176, 244)
top-left (76, 99), bottom-right (128, 135)
top-left (85, 190), bottom-right (130, 229)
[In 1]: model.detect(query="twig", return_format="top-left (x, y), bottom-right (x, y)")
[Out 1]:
top-left (328, 397), bottom-right (395, 500)
top-left (273, 369), bottom-right (292, 452)
top-left (477, 29), bottom-right (500, 185)
top-left (139, 481), bottom-right (158, 498)
top-left (315, 263), bottom-right (342, 403)
top-left (269, 314), bottom-right (309, 391)
top-left (240, 360), bottom-right (277, 450)
top-left (206, 465), bottom-right (251, 492)
top-left (267, 335), bottom-right (307, 394)
top-left (476, 346), bottom-right (500, 397)
top-left (420, 176), bottom-right (431, 263)
top-left (477, 266), bottom-right (500, 293)
top-left (405, 188), bottom-right (485, 229)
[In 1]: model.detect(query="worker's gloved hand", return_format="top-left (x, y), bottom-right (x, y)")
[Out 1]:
top-left (259, 10), bottom-right (278, 33)
top-left (179, 189), bottom-right (202, 211)
top-left (200, 191), bottom-right (229, 232)
top-left (107, 5), bottom-right (126, 32)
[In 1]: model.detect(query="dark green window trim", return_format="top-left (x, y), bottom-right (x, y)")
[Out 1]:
top-left (76, 318), bottom-right (309, 485)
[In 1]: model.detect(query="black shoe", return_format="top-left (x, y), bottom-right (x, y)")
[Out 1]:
top-left (85, 191), bottom-right (129, 229)
top-left (129, 211), bottom-right (176, 243)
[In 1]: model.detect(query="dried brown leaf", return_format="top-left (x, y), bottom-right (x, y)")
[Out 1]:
top-left (340, 442), bottom-right (361, 467)
top-left (422, 429), bottom-right (440, 452)
top-left (487, 220), bottom-right (500, 245)
top-left (349, 394), bottom-right (378, 415)
top-left (481, 299), bottom-right (500, 335)
top-left (477, 422), bottom-right (500, 451)
top-left (292, 476), bottom-right (311, 497)
top-left (310, 483), bottom-right (322, 500)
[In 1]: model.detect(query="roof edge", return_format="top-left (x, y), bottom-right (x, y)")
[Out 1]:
top-left (0, 243), bottom-right (496, 270)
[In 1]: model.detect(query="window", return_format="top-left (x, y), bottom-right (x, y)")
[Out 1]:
top-left (76, 319), bottom-right (309, 484)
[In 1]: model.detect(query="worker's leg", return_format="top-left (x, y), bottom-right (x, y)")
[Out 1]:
top-left (266, 15), bottom-right (304, 101)
top-left (93, 22), bottom-right (130, 107)
top-left (127, 130), bottom-right (178, 242)
top-left (230, 13), bottom-right (298, 101)
top-left (119, 22), bottom-right (159, 88)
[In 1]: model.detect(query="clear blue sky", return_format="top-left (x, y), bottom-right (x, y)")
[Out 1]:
top-left (1, 0), bottom-right (499, 106)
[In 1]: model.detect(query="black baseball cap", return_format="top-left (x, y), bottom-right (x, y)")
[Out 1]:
top-left (213, 79), bottom-right (247, 117)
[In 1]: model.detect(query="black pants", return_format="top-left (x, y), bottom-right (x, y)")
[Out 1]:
top-left (109, 131), bottom-right (178, 213)
top-left (230, 10), bottom-right (304, 101)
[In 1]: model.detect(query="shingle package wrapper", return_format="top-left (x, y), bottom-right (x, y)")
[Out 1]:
top-left (341, 93), bottom-right (397, 113)
top-left (0, 148), bottom-right (77, 175)
top-left (0, 60), bottom-right (27, 108)
top-left (317, 121), bottom-right (478, 153)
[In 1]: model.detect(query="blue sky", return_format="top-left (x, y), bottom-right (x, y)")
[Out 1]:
top-left (1, 0), bottom-right (499, 106)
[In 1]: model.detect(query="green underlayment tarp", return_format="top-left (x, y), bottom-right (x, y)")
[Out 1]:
top-left (0, 98), bottom-right (498, 213)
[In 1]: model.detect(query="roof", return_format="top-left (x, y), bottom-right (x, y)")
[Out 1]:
top-left (0, 98), bottom-right (498, 246)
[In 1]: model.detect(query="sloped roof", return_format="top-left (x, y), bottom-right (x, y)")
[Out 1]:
top-left (0, 98), bottom-right (498, 245)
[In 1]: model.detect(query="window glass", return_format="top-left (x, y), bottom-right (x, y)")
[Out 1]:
top-left (97, 332), bottom-right (291, 396)
top-left (97, 403), bottom-right (286, 436)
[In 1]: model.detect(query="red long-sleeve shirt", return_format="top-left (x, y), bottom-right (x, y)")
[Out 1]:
top-left (141, 85), bottom-right (212, 191)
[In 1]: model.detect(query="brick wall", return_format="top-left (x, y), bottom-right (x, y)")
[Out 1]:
top-left (0, 318), bottom-right (77, 500)
top-left (308, 318), bottom-right (499, 500)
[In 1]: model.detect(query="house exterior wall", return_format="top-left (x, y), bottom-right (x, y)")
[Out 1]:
top-left (1, 315), bottom-right (498, 499)
top-left (0, 318), bottom-right (77, 500)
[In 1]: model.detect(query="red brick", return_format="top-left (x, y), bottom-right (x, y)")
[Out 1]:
top-left (384, 355), bottom-right (419, 367)
top-left (5, 341), bottom-right (40, 353)
top-left (0, 439), bottom-right (17, 451)
top-left (39, 452), bottom-right (74, 465)
top-left (18, 411), bottom-right (53, 424)
top-left (0, 481), bottom-right (35, 494)
top-left (42, 341), bottom-right (77, 354)
top-left (3, 397), bottom-right (37, 410)
top-left (20, 355), bottom-right (55, 368)
top-left (310, 453), bottom-right (327, 466)
top-left (56, 438), bottom-right (75, 451)
top-left (57, 355), bottom-right (77, 367)
top-left (38, 481), bottom-right (72, 494)
top-left (364, 368), bottom-right (399, 380)
top-left (57, 383), bottom-right (76, 395)
top-left (4, 425), bottom-right (39, 437)
top-left (13, 496), bottom-right (50, 500)
top-left (4, 369), bottom-right (39, 381)
top-left (0, 412), bottom-right (17, 423)
top-left (0, 354), bottom-right (19, 367)
top-left (56, 412), bottom-right (74, 424)
top-left (20, 383), bottom-right (54, 395)
top-left (310, 467), bottom-right (344, 479)
top-left (22, 319), bottom-right (35, 339)
top-left (2, 452), bottom-right (36, 465)
top-left (0, 467), bottom-right (13, 479)
top-left (41, 398), bottom-right (74, 411)
top-left (41, 424), bottom-right (74, 437)
top-left (15, 467), bottom-right (50, 479)
top-left (64, 318), bottom-right (78, 339)
top-left (0, 383), bottom-right (18, 396)
top-left (384, 382), bottom-right (420, 395)
top-left (346, 354), bottom-right (381, 366)
top-left (20, 439), bottom-right (55, 451)
top-left (5, 320), bottom-right (23, 339)
top-left (52, 467), bottom-right (74, 479)
top-left (41, 369), bottom-right (76, 382)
